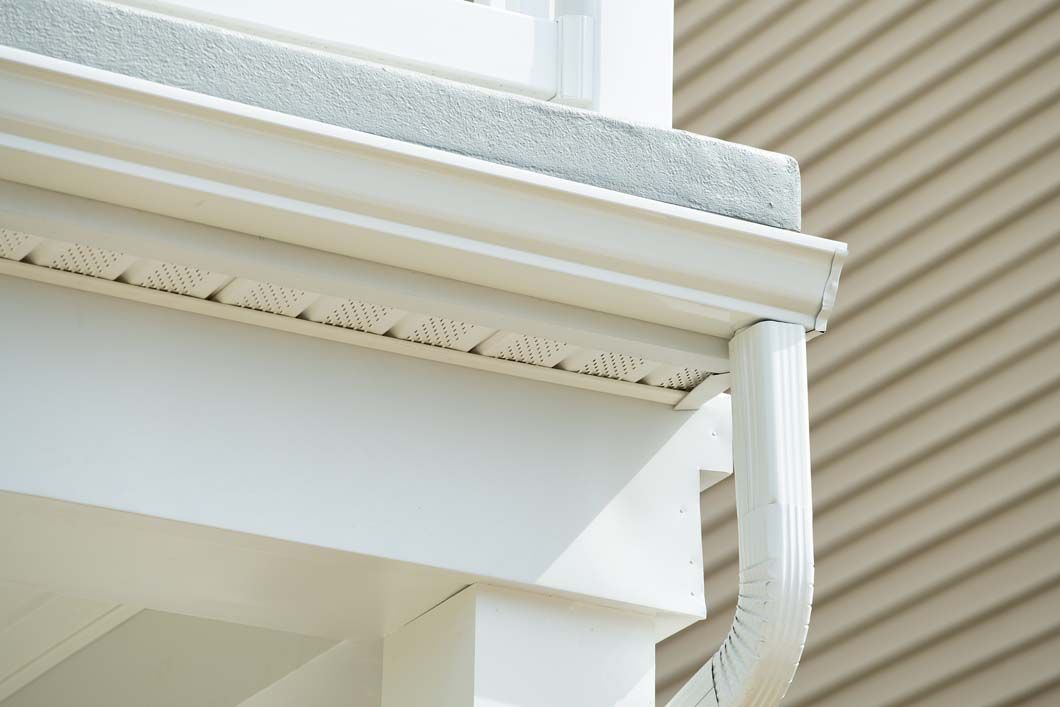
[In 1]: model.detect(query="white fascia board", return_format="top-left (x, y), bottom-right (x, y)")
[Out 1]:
top-left (0, 48), bottom-right (846, 341)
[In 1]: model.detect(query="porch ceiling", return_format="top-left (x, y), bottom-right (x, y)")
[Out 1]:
top-left (0, 583), bottom-right (337, 707)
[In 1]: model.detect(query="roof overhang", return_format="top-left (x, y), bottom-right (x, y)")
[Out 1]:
top-left (0, 47), bottom-right (845, 405)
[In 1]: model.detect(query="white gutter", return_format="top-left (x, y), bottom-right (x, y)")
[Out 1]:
top-left (0, 47), bottom-right (845, 342)
top-left (668, 321), bottom-right (814, 707)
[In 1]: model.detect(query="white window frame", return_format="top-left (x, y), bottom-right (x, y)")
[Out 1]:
top-left (113, 0), bottom-right (673, 126)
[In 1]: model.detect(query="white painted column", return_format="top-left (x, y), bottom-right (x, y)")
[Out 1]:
top-left (382, 584), bottom-right (655, 707)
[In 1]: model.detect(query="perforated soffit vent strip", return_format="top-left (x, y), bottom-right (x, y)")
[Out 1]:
top-left (0, 229), bottom-right (724, 404)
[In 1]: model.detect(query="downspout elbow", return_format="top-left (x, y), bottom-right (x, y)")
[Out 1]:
top-left (667, 321), bottom-right (814, 707)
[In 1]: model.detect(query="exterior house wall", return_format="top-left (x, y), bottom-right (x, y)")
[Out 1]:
top-left (659, 1), bottom-right (1060, 705)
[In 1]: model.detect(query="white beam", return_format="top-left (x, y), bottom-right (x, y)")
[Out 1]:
top-left (238, 641), bottom-right (381, 707)
top-left (0, 275), bottom-right (707, 635)
top-left (382, 584), bottom-right (655, 707)
top-left (0, 491), bottom-right (468, 642)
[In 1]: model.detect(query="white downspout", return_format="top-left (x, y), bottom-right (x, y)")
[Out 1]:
top-left (668, 321), bottom-right (814, 707)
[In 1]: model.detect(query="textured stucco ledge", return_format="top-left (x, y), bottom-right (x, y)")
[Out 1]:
top-left (0, 0), bottom-right (801, 231)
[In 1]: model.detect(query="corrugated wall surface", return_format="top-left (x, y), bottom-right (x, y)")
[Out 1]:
top-left (659, 1), bottom-right (1060, 705)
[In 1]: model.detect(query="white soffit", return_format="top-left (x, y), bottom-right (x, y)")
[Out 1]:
top-left (0, 49), bottom-right (844, 405)
top-left (0, 245), bottom-right (709, 406)
top-left (0, 185), bottom-right (727, 406)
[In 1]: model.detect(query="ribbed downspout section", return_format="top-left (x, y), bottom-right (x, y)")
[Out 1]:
top-left (667, 321), bottom-right (814, 707)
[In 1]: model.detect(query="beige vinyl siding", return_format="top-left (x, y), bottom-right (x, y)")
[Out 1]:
top-left (660, 1), bottom-right (1060, 705)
